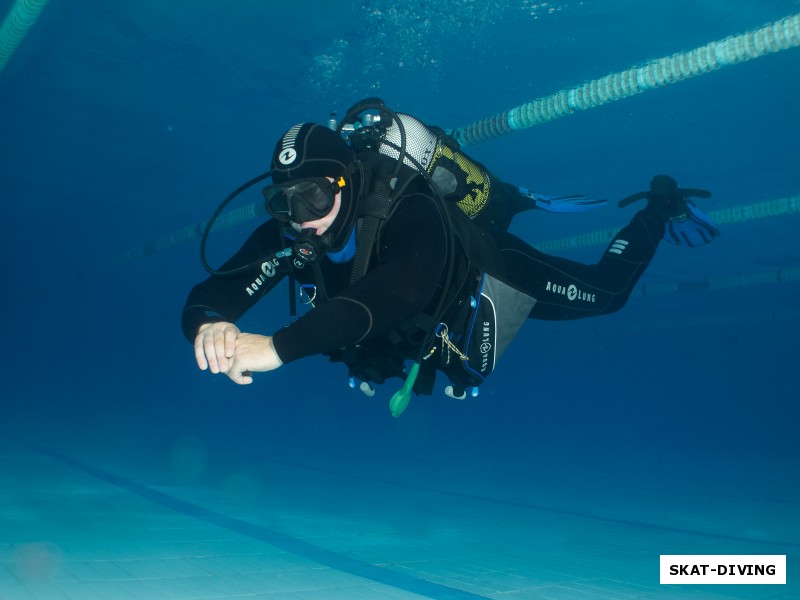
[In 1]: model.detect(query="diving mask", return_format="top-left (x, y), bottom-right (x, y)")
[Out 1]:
top-left (263, 176), bottom-right (346, 224)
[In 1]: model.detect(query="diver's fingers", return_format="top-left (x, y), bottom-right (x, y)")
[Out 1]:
top-left (201, 330), bottom-right (221, 373)
top-left (226, 357), bottom-right (253, 385)
top-left (194, 333), bottom-right (209, 371)
top-left (193, 322), bottom-right (239, 373)
top-left (224, 326), bottom-right (238, 358)
top-left (211, 327), bottom-right (231, 373)
top-left (230, 371), bottom-right (253, 385)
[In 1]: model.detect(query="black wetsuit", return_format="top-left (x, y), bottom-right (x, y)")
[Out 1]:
top-left (182, 177), bottom-right (665, 369)
top-left (183, 193), bottom-right (449, 363)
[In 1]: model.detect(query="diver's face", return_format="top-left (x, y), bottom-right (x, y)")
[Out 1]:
top-left (291, 177), bottom-right (342, 235)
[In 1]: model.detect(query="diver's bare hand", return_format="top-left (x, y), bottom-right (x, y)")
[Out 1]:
top-left (194, 322), bottom-right (241, 373)
top-left (226, 334), bottom-right (283, 385)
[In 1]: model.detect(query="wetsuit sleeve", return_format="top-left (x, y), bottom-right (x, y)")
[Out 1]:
top-left (181, 219), bottom-right (287, 341)
top-left (272, 196), bottom-right (448, 363)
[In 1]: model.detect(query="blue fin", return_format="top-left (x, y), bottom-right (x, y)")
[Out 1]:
top-left (664, 203), bottom-right (720, 247)
top-left (517, 187), bottom-right (607, 213)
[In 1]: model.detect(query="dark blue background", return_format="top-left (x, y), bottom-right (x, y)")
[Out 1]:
top-left (1, 1), bottom-right (798, 493)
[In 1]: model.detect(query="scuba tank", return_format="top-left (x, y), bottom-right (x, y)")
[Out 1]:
top-left (332, 99), bottom-right (498, 227)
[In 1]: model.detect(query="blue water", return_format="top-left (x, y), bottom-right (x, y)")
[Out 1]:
top-left (1, 1), bottom-right (798, 598)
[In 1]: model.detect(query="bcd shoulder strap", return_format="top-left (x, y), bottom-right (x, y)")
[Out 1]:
top-left (349, 176), bottom-right (395, 284)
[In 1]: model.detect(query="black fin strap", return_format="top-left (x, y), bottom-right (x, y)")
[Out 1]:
top-left (681, 188), bottom-right (712, 199)
top-left (619, 187), bottom-right (711, 208)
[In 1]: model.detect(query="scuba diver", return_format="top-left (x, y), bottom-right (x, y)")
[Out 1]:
top-left (182, 100), bottom-right (719, 416)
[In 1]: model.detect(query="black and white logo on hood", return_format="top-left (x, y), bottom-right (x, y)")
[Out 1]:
top-left (270, 123), bottom-right (354, 184)
top-left (277, 124), bottom-right (302, 166)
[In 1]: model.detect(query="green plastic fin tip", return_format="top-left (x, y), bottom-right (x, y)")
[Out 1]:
top-left (389, 362), bottom-right (420, 418)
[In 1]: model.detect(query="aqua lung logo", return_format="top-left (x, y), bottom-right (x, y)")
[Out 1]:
top-left (479, 321), bottom-right (493, 373)
top-left (246, 259), bottom-right (279, 296)
top-left (472, 291), bottom-right (497, 375)
top-left (262, 261), bottom-right (277, 277)
top-left (546, 281), bottom-right (597, 303)
top-left (279, 148), bottom-right (297, 165)
top-left (278, 124), bottom-right (303, 165)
